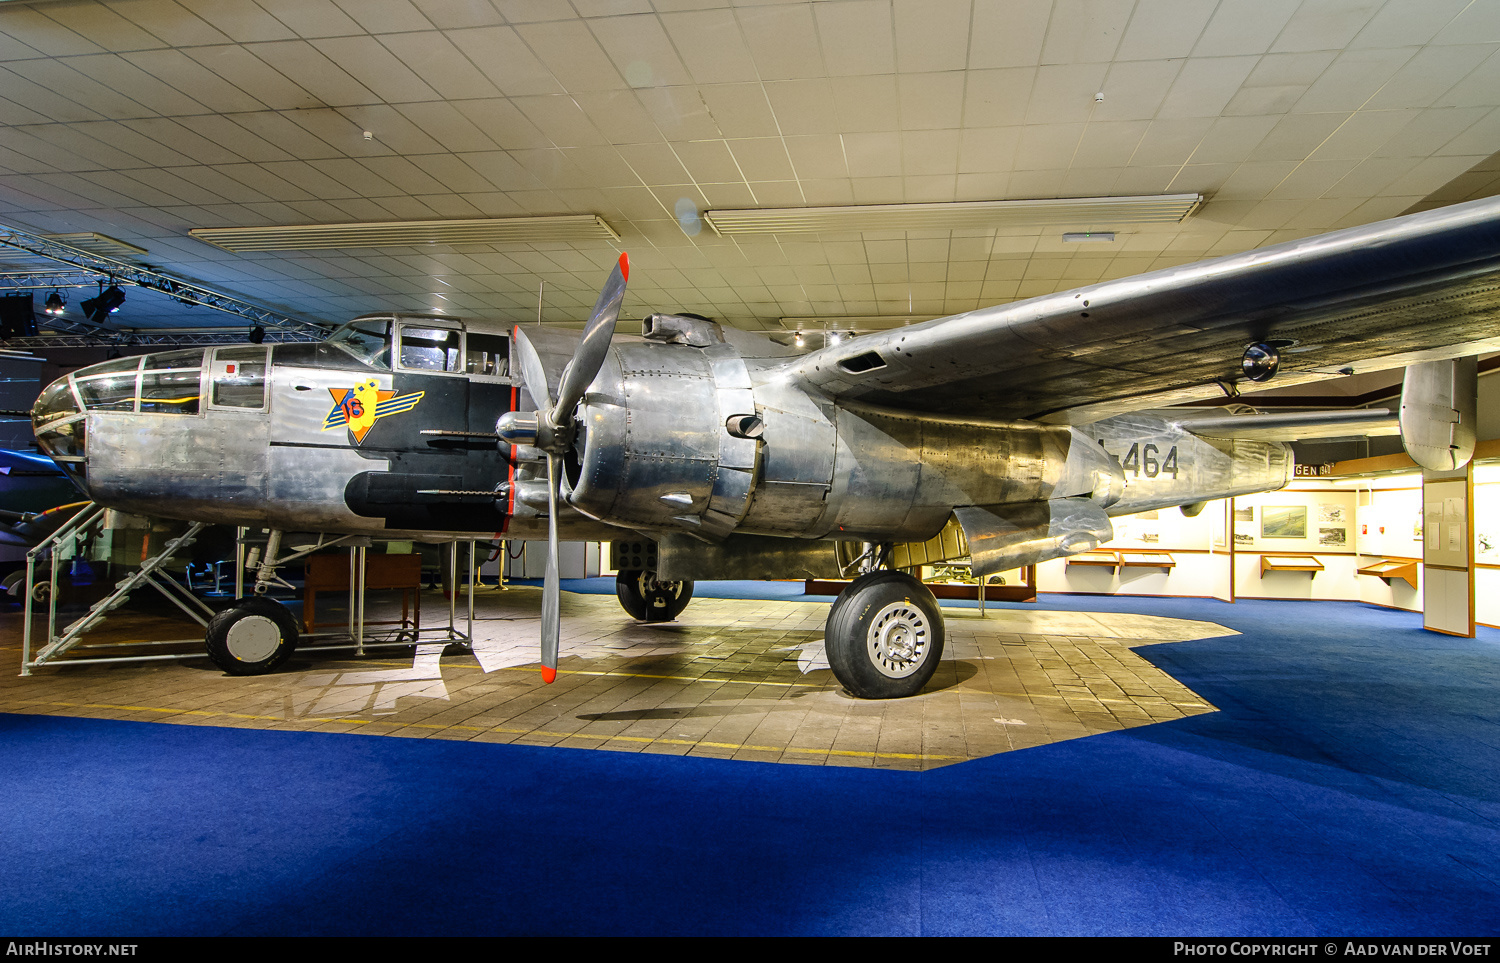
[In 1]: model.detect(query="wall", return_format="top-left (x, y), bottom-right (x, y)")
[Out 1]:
top-left (1036, 499), bottom-right (1233, 599)
top-left (1232, 488), bottom-right (1361, 602)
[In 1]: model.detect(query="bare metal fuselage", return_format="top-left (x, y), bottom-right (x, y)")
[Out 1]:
top-left (33, 324), bottom-right (1291, 562)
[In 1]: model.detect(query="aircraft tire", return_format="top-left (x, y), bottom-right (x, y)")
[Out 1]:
top-left (616, 570), bottom-right (694, 622)
top-left (205, 596), bottom-right (299, 675)
top-left (825, 571), bottom-right (944, 699)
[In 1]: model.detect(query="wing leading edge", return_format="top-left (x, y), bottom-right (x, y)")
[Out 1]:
top-left (776, 196), bottom-right (1500, 424)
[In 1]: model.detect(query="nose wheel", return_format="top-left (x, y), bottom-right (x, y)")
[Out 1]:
top-left (204, 596), bottom-right (299, 675)
top-left (825, 571), bottom-right (944, 699)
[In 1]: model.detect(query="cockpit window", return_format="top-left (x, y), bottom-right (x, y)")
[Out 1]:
top-left (466, 332), bottom-right (510, 378)
top-left (69, 355), bottom-right (144, 416)
top-left (399, 326), bottom-right (463, 372)
top-left (141, 348), bottom-right (205, 370)
top-left (138, 349), bottom-right (203, 415)
top-left (139, 369), bottom-right (201, 415)
top-left (211, 345), bottom-right (268, 409)
top-left (75, 369), bottom-right (140, 413)
top-left (327, 319), bottom-right (392, 369)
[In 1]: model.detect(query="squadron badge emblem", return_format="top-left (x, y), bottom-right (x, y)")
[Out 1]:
top-left (322, 379), bottom-right (424, 445)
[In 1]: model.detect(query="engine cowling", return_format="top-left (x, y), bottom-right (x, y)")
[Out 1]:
top-left (568, 339), bottom-right (757, 539)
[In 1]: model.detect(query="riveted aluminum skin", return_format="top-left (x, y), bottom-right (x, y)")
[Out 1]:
top-left (569, 341), bottom-right (723, 530)
top-left (42, 345), bottom-right (619, 544)
top-left (1086, 410), bottom-right (1292, 515)
top-left (736, 387), bottom-right (1125, 544)
top-left (86, 408), bottom-right (271, 525)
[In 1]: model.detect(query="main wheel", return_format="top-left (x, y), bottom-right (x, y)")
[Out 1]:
top-left (825, 571), bottom-right (944, 699)
top-left (616, 570), bottom-right (694, 622)
top-left (205, 596), bottom-right (299, 675)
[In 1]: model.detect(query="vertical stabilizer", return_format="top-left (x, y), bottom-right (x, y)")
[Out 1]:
top-left (1400, 357), bottom-right (1477, 471)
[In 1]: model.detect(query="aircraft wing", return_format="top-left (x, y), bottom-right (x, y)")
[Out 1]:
top-left (778, 196), bottom-right (1500, 425)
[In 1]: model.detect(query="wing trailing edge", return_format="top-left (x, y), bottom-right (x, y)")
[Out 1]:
top-left (1175, 408), bottom-right (1399, 442)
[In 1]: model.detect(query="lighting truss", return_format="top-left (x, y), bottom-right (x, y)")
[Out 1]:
top-left (0, 224), bottom-right (328, 337)
top-left (4, 330), bottom-right (322, 348)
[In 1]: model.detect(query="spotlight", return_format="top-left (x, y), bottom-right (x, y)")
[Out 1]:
top-left (828, 331), bottom-right (842, 345)
top-left (80, 284), bottom-right (125, 325)
top-left (44, 291), bottom-right (65, 315)
top-left (794, 331), bottom-right (804, 347)
top-left (248, 325), bottom-right (265, 344)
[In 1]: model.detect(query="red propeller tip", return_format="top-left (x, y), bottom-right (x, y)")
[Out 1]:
top-left (618, 251), bottom-right (629, 282)
top-left (540, 665), bottom-right (557, 684)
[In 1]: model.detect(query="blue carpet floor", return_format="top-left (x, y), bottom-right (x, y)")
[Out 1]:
top-left (3, 597), bottom-right (1498, 936)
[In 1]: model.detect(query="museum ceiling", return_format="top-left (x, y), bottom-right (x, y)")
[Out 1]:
top-left (1, 0), bottom-right (1499, 366)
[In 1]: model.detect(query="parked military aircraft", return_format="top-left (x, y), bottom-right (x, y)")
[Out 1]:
top-left (30, 196), bottom-right (1500, 696)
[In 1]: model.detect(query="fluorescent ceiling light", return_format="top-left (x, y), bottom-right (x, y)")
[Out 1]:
top-left (1063, 232), bottom-right (1116, 242)
top-left (780, 315), bottom-right (935, 332)
top-left (190, 215), bottom-right (620, 252)
top-left (707, 195), bottom-right (1201, 236)
top-left (44, 233), bottom-right (148, 257)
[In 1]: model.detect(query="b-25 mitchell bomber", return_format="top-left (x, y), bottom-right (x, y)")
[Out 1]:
top-left (30, 196), bottom-right (1500, 697)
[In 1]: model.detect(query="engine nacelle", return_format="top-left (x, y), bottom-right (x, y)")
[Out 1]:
top-left (569, 340), bottom-right (758, 539)
top-left (569, 338), bottom-right (1126, 545)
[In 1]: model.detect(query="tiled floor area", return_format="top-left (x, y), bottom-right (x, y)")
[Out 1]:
top-left (1, 586), bottom-right (1235, 771)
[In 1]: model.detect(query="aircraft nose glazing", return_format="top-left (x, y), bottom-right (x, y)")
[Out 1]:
top-left (31, 349), bottom-right (210, 493)
top-left (32, 374), bottom-right (89, 488)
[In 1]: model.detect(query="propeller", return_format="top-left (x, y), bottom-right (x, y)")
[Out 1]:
top-left (497, 252), bottom-right (630, 684)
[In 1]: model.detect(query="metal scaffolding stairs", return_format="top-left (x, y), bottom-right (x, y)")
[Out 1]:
top-left (21, 505), bottom-right (214, 674)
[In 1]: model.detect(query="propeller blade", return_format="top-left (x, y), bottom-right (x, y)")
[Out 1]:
top-left (539, 452), bottom-right (561, 683)
top-left (550, 251), bottom-right (628, 426)
top-left (512, 325), bottom-right (553, 412)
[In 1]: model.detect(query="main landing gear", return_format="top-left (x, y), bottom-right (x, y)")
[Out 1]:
top-left (615, 569), bottom-right (694, 622)
top-left (824, 569), bottom-right (945, 699)
top-left (610, 555), bottom-right (945, 699)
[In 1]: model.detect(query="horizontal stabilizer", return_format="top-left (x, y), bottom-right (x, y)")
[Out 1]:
top-left (1176, 408), bottom-right (1398, 442)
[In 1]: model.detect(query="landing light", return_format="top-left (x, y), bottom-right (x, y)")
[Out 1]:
top-left (1241, 342), bottom-right (1279, 382)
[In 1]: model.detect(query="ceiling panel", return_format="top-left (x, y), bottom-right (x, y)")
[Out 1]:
top-left (0, 0), bottom-right (1494, 345)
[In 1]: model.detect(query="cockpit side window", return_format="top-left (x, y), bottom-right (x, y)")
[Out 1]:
top-left (465, 332), bottom-right (510, 379)
top-left (210, 346), bottom-right (268, 409)
top-left (399, 325), bottom-right (463, 373)
top-left (138, 349), bottom-right (203, 415)
top-left (327, 319), bottom-right (392, 369)
top-left (74, 359), bottom-right (142, 414)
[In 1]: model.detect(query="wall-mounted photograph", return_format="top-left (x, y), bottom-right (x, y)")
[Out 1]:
top-left (1261, 505), bottom-right (1308, 539)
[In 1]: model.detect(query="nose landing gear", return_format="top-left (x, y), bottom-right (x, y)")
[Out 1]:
top-left (204, 596), bottom-right (300, 675)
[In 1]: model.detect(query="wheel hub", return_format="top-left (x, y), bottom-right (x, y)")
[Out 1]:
top-left (866, 602), bottom-right (930, 678)
top-left (224, 615), bottom-right (281, 662)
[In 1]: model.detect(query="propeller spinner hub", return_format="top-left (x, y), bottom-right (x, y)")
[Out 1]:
top-left (495, 409), bottom-right (539, 447)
